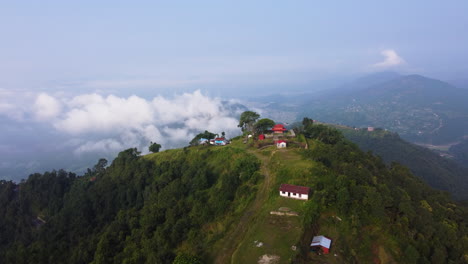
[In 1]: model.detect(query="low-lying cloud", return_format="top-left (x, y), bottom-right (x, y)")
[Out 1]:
top-left (1, 90), bottom-right (243, 163)
top-left (34, 93), bottom-right (62, 120)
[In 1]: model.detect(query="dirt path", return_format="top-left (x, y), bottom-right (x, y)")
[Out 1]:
top-left (214, 149), bottom-right (276, 264)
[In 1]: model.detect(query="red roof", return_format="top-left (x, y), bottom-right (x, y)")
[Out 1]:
top-left (214, 137), bottom-right (225, 141)
top-left (272, 124), bottom-right (287, 131)
top-left (276, 140), bottom-right (286, 144)
top-left (279, 184), bottom-right (310, 195)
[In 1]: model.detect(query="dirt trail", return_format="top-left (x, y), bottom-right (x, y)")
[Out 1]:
top-left (214, 149), bottom-right (276, 264)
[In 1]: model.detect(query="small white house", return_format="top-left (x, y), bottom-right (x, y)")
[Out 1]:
top-left (276, 140), bottom-right (287, 148)
top-left (279, 184), bottom-right (310, 200)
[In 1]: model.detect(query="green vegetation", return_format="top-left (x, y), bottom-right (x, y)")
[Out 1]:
top-left (340, 128), bottom-right (468, 201)
top-left (1, 120), bottom-right (467, 263)
top-left (0, 146), bottom-right (260, 263)
top-left (189, 130), bottom-right (217, 146)
top-left (238, 111), bottom-right (260, 133)
top-left (254, 118), bottom-right (275, 135)
top-left (149, 141), bottom-right (162, 153)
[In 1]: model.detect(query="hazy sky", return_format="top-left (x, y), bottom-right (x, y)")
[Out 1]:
top-left (1, 0), bottom-right (467, 93)
top-left (1, 1), bottom-right (468, 180)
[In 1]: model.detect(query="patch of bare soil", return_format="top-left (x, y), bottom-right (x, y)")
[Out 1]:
top-left (258, 254), bottom-right (280, 264)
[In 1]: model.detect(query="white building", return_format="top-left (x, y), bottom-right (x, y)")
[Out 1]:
top-left (279, 184), bottom-right (310, 200)
top-left (276, 140), bottom-right (287, 148)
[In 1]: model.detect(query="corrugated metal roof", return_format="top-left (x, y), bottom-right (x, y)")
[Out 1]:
top-left (310, 235), bottom-right (331, 249)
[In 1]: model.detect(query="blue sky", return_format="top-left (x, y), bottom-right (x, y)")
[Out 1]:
top-left (1, 0), bottom-right (468, 94)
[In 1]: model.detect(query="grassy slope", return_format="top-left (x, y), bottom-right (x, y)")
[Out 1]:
top-left (230, 148), bottom-right (312, 264)
top-left (152, 138), bottom-right (316, 263)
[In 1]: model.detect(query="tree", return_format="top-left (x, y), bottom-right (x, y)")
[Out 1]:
top-left (238, 111), bottom-right (260, 133)
top-left (149, 142), bottom-right (162, 153)
top-left (302, 117), bottom-right (314, 128)
top-left (93, 158), bottom-right (108, 174)
top-left (190, 130), bottom-right (217, 146)
top-left (254, 118), bottom-right (275, 135)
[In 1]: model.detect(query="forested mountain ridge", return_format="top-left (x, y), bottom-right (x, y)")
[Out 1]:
top-left (1, 123), bottom-right (468, 263)
top-left (338, 127), bottom-right (468, 201)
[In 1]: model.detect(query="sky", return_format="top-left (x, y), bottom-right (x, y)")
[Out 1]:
top-left (1, 0), bottom-right (467, 93)
top-left (1, 0), bottom-right (468, 180)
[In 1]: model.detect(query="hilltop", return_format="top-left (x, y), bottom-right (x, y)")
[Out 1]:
top-left (0, 121), bottom-right (467, 263)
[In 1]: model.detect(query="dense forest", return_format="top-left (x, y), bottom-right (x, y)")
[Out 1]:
top-left (0, 147), bottom-right (260, 263)
top-left (1, 120), bottom-right (467, 263)
top-left (339, 128), bottom-right (468, 201)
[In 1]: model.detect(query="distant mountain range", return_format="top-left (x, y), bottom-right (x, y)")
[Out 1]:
top-left (299, 73), bottom-right (468, 145)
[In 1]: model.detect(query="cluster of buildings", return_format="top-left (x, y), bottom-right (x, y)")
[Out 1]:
top-left (258, 124), bottom-right (290, 148)
top-left (198, 137), bottom-right (230, 146)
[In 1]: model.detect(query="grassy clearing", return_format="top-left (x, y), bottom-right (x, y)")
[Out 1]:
top-left (231, 196), bottom-right (305, 264)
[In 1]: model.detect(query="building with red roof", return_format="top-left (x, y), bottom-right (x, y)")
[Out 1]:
top-left (271, 124), bottom-right (287, 134)
top-left (276, 140), bottom-right (287, 148)
top-left (279, 184), bottom-right (310, 200)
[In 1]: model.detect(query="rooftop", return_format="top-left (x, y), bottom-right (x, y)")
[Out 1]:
top-left (279, 184), bottom-right (310, 195)
top-left (310, 235), bottom-right (331, 249)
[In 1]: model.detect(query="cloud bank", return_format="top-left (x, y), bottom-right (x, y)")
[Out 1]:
top-left (1, 90), bottom-right (243, 157)
top-left (34, 93), bottom-right (62, 120)
top-left (373, 49), bottom-right (405, 68)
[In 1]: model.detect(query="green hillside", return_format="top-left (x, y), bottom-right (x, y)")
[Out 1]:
top-left (1, 124), bottom-right (468, 263)
top-left (339, 127), bottom-right (468, 201)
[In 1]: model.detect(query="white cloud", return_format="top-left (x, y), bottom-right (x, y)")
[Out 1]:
top-left (373, 49), bottom-right (405, 68)
top-left (49, 90), bottom-right (242, 154)
top-left (0, 89), bottom-right (36, 121)
top-left (75, 139), bottom-right (124, 155)
top-left (34, 93), bottom-right (62, 120)
top-left (0, 90), bottom-right (242, 159)
top-left (56, 94), bottom-right (154, 134)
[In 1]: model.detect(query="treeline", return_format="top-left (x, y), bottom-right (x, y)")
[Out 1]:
top-left (0, 146), bottom-right (260, 264)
